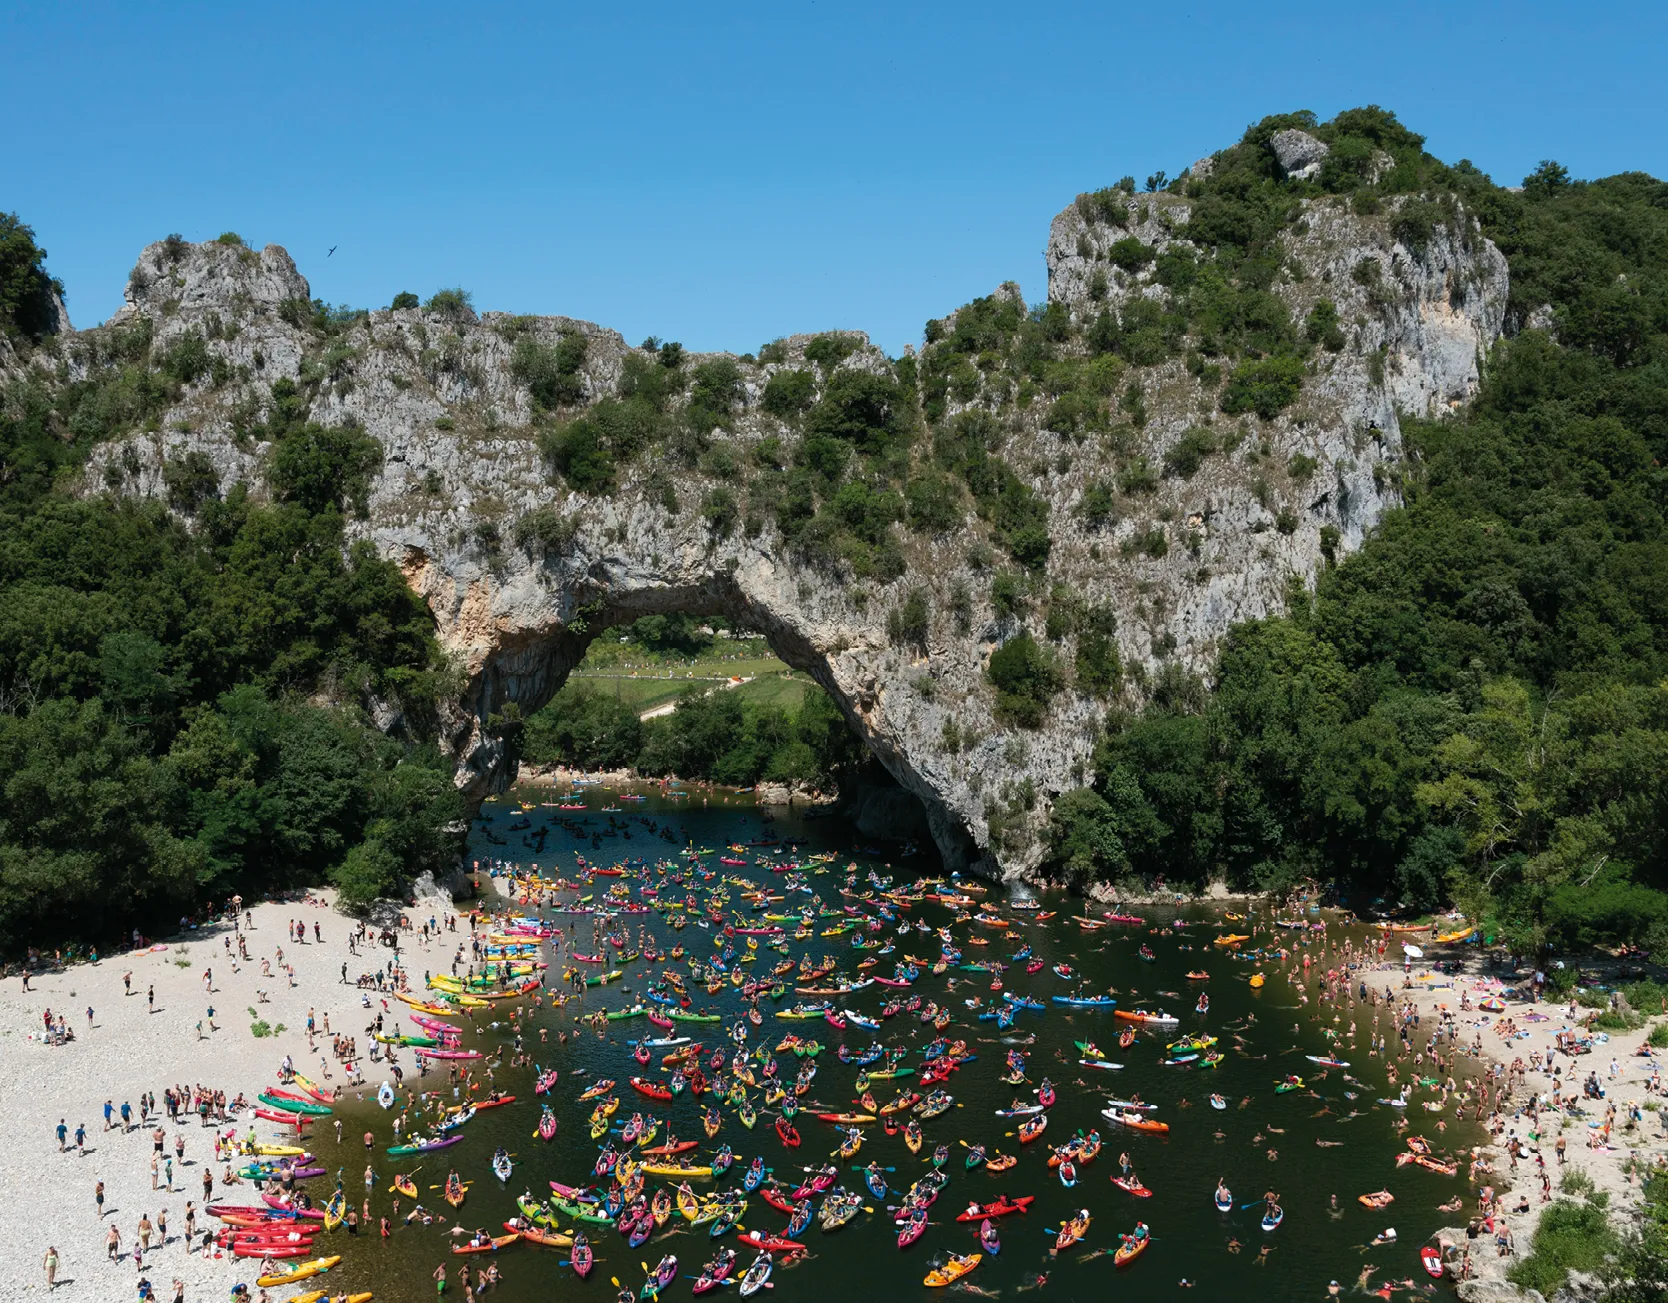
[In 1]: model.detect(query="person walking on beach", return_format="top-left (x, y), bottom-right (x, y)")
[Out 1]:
top-left (137, 1213), bottom-right (153, 1255)
top-left (42, 1245), bottom-right (59, 1289)
top-left (106, 1223), bottom-right (122, 1261)
top-left (96, 1180), bottom-right (105, 1217)
top-left (121, 1101), bottom-right (132, 1131)
top-left (157, 1208), bottom-right (168, 1245)
top-left (104, 1100), bottom-right (115, 1131)
top-left (75, 1122), bottom-right (86, 1153)
top-left (56, 1119), bottom-right (67, 1152)
top-left (148, 985), bottom-right (155, 1014)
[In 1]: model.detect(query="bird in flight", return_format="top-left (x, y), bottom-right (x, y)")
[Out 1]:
top-left (328, 246), bottom-right (338, 257)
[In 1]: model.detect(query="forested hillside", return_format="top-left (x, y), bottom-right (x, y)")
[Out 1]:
top-left (0, 220), bottom-right (462, 950)
top-left (1046, 157), bottom-right (1668, 958)
top-left (4, 108), bottom-right (1666, 960)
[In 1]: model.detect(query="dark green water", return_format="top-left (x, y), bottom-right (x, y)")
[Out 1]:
top-left (285, 786), bottom-right (1473, 1303)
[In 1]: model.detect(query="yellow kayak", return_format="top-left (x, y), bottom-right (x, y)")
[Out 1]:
top-left (257, 1255), bottom-right (342, 1288)
top-left (925, 1253), bottom-right (982, 1286)
top-left (641, 1162), bottom-right (713, 1178)
top-left (249, 1143), bottom-right (307, 1157)
top-left (1435, 925), bottom-right (1475, 944)
top-left (1214, 934), bottom-right (1251, 947)
top-left (293, 1293), bottom-right (372, 1303)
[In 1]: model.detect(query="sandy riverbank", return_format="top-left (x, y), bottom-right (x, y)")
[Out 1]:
top-left (0, 888), bottom-right (462, 1301)
top-left (1313, 931), bottom-right (1667, 1299)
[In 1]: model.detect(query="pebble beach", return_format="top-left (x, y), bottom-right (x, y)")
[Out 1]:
top-left (0, 890), bottom-right (457, 1301)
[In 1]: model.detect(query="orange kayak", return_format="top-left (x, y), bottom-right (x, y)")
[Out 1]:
top-left (453, 1233), bottom-right (519, 1254)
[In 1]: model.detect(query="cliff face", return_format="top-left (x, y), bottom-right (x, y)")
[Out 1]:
top-left (46, 165), bottom-right (1508, 879)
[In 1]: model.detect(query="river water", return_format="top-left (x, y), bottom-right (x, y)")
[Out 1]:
top-left (278, 785), bottom-right (1474, 1303)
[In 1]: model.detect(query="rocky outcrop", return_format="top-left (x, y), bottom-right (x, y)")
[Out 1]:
top-left (42, 148), bottom-right (1510, 880)
top-left (1271, 129), bottom-right (1330, 180)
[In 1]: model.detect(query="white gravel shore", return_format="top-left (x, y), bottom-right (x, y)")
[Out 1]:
top-left (0, 890), bottom-right (460, 1302)
top-left (1343, 941), bottom-right (1668, 1291)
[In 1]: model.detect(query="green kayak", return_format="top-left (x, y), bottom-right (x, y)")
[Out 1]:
top-left (257, 1093), bottom-right (332, 1116)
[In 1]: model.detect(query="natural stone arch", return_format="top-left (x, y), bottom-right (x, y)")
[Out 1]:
top-left (403, 523), bottom-right (996, 876)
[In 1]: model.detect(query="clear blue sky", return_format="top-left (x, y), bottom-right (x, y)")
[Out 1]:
top-left (9, 1), bottom-right (1665, 356)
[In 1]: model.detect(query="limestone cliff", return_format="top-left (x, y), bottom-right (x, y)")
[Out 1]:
top-left (32, 145), bottom-right (1509, 880)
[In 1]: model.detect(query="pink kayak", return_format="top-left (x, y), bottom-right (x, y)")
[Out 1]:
top-left (417, 1048), bottom-right (482, 1060)
top-left (260, 1193), bottom-right (325, 1220)
top-left (410, 1013), bottom-right (458, 1034)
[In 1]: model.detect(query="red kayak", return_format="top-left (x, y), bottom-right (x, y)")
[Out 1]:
top-left (640, 1140), bottom-right (699, 1157)
top-left (262, 1087), bottom-right (322, 1107)
top-left (758, 1186), bottom-right (795, 1214)
top-left (1421, 1247), bottom-right (1443, 1279)
top-left (775, 1117), bottom-right (800, 1148)
top-left (737, 1231), bottom-right (809, 1255)
top-left (1112, 1176), bottom-right (1153, 1198)
top-left (231, 1244), bottom-right (312, 1258)
top-left (217, 1230), bottom-right (316, 1248)
top-left (473, 1094), bottom-right (517, 1110)
top-left (631, 1077), bottom-right (674, 1101)
top-left (955, 1196), bottom-right (1035, 1222)
top-left (254, 1107), bottom-right (310, 1125)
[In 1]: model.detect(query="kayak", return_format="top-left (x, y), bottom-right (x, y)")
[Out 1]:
top-left (736, 1231), bottom-right (808, 1255)
top-left (290, 1294), bottom-right (371, 1303)
top-left (255, 1255), bottom-right (341, 1288)
top-left (955, 1195), bottom-right (1034, 1221)
top-left (924, 1252), bottom-right (981, 1287)
top-left (257, 1093), bottom-right (331, 1116)
top-left (453, 1232), bottom-right (519, 1253)
top-left (1054, 1210), bottom-right (1090, 1252)
top-left (388, 1135), bottom-right (462, 1155)
top-left (739, 1253), bottom-right (774, 1298)
top-left (1114, 1231), bottom-right (1150, 1267)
